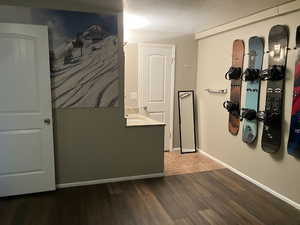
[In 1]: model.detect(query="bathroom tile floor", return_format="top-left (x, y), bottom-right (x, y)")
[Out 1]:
top-left (164, 151), bottom-right (224, 176)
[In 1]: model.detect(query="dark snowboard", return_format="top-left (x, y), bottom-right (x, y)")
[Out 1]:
top-left (224, 40), bottom-right (245, 135)
top-left (287, 26), bottom-right (300, 158)
top-left (261, 25), bottom-right (289, 153)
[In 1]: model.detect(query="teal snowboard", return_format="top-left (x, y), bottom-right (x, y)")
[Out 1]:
top-left (241, 37), bottom-right (264, 144)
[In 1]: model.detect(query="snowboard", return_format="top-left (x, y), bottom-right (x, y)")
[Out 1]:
top-left (224, 40), bottom-right (244, 135)
top-left (241, 37), bottom-right (264, 144)
top-left (259, 25), bottom-right (289, 153)
top-left (287, 26), bottom-right (300, 158)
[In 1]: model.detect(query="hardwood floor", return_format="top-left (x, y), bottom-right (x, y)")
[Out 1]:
top-left (0, 169), bottom-right (299, 225)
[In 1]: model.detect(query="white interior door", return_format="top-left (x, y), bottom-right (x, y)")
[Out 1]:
top-left (0, 23), bottom-right (55, 197)
top-left (139, 44), bottom-right (175, 151)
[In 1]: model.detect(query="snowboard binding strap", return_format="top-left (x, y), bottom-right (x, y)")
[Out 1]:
top-left (225, 67), bottom-right (242, 80)
top-left (240, 108), bottom-right (257, 121)
top-left (223, 101), bottom-right (240, 118)
top-left (242, 68), bottom-right (260, 81)
top-left (257, 110), bottom-right (281, 124)
top-left (259, 65), bottom-right (285, 81)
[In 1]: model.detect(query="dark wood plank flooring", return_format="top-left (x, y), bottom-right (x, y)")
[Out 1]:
top-left (0, 169), bottom-right (299, 225)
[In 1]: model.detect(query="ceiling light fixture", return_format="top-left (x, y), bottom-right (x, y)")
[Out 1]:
top-left (124, 13), bottom-right (150, 30)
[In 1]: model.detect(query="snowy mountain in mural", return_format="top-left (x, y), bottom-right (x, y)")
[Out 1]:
top-left (32, 9), bottom-right (119, 108)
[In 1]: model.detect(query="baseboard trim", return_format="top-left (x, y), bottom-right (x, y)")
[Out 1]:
top-left (56, 173), bottom-right (164, 189)
top-left (198, 149), bottom-right (300, 210)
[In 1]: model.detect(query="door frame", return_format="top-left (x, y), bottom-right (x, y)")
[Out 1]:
top-left (137, 43), bottom-right (176, 151)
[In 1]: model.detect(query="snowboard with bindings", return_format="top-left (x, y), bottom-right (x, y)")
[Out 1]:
top-left (241, 37), bottom-right (264, 144)
top-left (259, 25), bottom-right (289, 153)
top-left (287, 26), bottom-right (300, 158)
top-left (223, 40), bottom-right (245, 135)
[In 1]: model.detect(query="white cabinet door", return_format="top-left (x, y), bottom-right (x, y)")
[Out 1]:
top-left (139, 44), bottom-right (175, 151)
top-left (0, 23), bottom-right (55, 197)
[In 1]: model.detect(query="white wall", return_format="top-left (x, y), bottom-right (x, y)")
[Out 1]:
top-left (124, 43), bottom-right (139, 108)
top-left (196, 9), bottom-right (300, 204)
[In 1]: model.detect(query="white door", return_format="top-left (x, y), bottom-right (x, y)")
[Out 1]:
top-left (139, 44), bottom-right (175, 151)
top-left (0, 23), bottom-right (55, 197)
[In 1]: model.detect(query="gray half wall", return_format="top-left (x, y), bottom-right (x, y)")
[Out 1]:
top-left (54, 109), bottom-right (164, 184)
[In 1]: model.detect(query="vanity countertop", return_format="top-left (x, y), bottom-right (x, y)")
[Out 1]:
top-left (126, 114), bottom-right (165, 127)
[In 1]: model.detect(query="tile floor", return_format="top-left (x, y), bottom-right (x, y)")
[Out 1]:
top-left (164, 151), bottom-right (224, 176)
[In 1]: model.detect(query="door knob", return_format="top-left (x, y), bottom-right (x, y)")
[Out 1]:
top-left (44, 118), bottom-right (51, 125)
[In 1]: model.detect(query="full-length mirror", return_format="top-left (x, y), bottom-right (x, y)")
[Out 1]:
top-left (178, 90), bottom-right (197, 153)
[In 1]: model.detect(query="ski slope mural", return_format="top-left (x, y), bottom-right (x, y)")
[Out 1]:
top-left (32, 9), bottom-right (119, 108)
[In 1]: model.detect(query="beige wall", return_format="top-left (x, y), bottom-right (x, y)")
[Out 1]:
top-left (0, 3), bottom-right (164, 184)
top-left (124, 33), bottom-right (198, 148)
top-left (196, 10), bottom-right (300, 204)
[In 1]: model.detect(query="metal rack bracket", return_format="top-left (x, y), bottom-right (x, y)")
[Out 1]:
top-left (204, 88), bottom-right (227, 94)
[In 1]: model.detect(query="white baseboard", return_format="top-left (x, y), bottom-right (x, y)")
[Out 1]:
top-left (57, 151), bottom-right (300, 210)
top-left (198, 149), bottom-right (300, 210)
top-left (56, 173), bottom-right (164, 189)
top-left (172, 147), bottom-right (180, 151)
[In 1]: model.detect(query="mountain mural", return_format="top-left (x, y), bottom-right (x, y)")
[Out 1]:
top-left (32, 9), bottom-right (120, 108)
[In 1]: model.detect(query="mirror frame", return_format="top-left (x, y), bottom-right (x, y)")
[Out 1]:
top-left (178, 90), bottom-right (197, 154)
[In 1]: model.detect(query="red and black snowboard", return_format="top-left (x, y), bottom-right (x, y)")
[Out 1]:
top-left (287, 26), bottom-right (300, 157)
top-left (259, 25), bottom-right (289, 153)
top-left (223, 40), bottom-right (245, 135)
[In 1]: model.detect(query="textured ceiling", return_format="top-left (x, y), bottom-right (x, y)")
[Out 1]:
top-left (1, 0), bottom-right (293, 34)
top-left (124, 0), bottom-right (293, 34)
